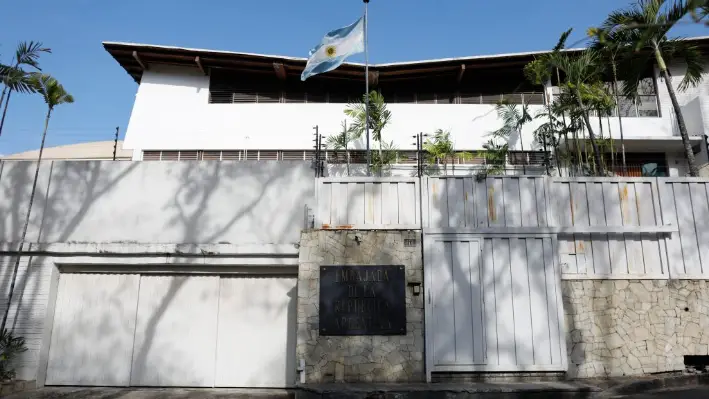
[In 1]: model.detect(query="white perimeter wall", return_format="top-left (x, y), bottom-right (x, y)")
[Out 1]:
top-left (0, 159), bottom-right (314, 381)
top-left (123, 65), bottom-right (709, 159)
top-left (0, 160), bottom-right (314, 245)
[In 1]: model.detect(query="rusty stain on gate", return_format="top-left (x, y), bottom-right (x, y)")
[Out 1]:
top-left (487, 186), bottom-right (496, 222)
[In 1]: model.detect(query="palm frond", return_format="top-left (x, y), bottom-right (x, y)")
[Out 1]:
top-left (29, 74), bottom-right (74, 109)
top-left (665, 0), bottom-right (695, 23)
top-left (601, 7), bottom-right (645, 31)
top-left (553, 28), bottom-right (573, 51)
top-left (343, 90), bottom-right (391, 143)
top-left (325, 121), bottom-right (354, 150)
top-left (661, 39), bottom-right (704, 90)
top-left (687, 0), bottom-right (709, 20)
top-left (523, 58), bottom-right (552, 86)
top-left (0, 67), bottom-right (36, 93)
top-left (14, 41), bottom-right (51, 70)
top-left (423, 129), bottom-right (455, 164)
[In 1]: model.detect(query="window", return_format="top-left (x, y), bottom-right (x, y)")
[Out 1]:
top-left (209, 71), bottom-right (545, 105)
top-left (609, 152), bottom-right (668, 177)
top-left (508, 151), bottom-right (547, 166)
top-left (282, 150), bottom-right (306, 161)
top-left (551, 77), bottom-right (659, 117)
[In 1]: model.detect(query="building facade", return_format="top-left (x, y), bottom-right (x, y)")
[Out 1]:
top-left (104, 39), bottom-right (709, 177)
top-left (4, 39), bottom-right (709, 390)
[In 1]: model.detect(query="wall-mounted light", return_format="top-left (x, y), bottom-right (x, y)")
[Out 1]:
top-left (408, 281), bottom-right (422, 296)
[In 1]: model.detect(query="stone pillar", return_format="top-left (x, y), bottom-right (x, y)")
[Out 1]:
top-left (296, 230), bottom-right (424, 383)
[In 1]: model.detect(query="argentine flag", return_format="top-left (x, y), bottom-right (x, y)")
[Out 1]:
top-left (301, 17), bottom-right (365, 81)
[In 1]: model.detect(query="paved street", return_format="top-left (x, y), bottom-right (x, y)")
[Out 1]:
top-left (621, 385), bottom-right (709, 398)
top-left (4, 388), bottom-right (295, 399)
top-left (7, 385), bottom-right (709, 398)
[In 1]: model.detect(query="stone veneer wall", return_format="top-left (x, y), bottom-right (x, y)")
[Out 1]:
top-left (564, 279), bottom-right (709, 378)
top-left (296, 230), bottom-right (424, 383)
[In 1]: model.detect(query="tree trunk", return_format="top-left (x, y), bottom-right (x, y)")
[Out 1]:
top-left (345, 145), bottom-right (350, 177)
top-left (555, 68), bottom-right (573, 175)
top-left (611, 63), bottom-right (627, 174)
top-left (576, 92), bottom-right (605, 176)
top-left (377, 138), bottom-right (383, 177)
top-left (344, 123), bottom-right (350, 177)
top-left (518, 128), bottom-right (527, 175)
top-left (543, 91), bottom-right (553, 176)
top-left (0, 86), bottom-right (7, 115)
top-left (607, 116), bottom-right (615, 174)
top-left (0, 89), bottom-right (13, 137)
top-left (1, 108), bottom-right (51, 333)
top-left (657, 58), bottom-right (699, 176)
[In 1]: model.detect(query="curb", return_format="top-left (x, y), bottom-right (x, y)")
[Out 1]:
top-left (296, 383), bottom-right (602, 399)
top-left (0, 380), bottom-right (36, 397)
top-left (596, 374), bottom-right (709, 397)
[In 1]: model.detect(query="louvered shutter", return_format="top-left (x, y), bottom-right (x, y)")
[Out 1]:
top-left (161, 151), bottom-right (179, 161)
top-left (221, 151), bottom-right (241, 161)
top-left (282, 151), bottom-right (305, 161)
top-left (460, 93), bottom-right (481, 104)
top-left (203, 151), bottom-right (222, 161)
top-left (258, 151), bottom-right (279, 161)
top-left (481, 94), bottom-right (501, 104)
top-left (143, 151), bottom-right (161, 161)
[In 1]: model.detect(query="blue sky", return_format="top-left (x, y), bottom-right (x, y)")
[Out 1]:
top-left (1, 0), bottom-right (707, 155)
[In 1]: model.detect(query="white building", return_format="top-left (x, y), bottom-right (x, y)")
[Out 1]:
top-left (104, 39), bottom-right (709, 177)
top-left (3, 140), bottom-right (132, 161)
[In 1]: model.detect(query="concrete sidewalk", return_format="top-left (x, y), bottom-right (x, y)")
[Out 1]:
top-left (297, 382), bottom-right (600, 398)
top-left (6, 375), bottom-right (709, 399)
top-left (6, 382), bottom-right (600, 399)
top-left (3, 387), bottom-right (296, 399)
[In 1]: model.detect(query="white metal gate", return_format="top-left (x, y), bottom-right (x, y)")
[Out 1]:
top-left (423, 232), bottom-right (566, 380)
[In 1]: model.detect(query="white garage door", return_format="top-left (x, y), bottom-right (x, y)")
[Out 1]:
top-left (45, 273), bottom-right (297, 387)
top-left (46, 274), bottom-right (140, 386)
top-left (130, 275), bottom-right (220, 387)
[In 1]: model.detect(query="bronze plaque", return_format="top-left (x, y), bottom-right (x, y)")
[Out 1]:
top-left (319, 265), bottom-right (406, 336)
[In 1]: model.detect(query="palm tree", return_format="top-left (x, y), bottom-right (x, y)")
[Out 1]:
top-left (371, 140), bottom-right (400, 175)
top-left (493, 101), bottom-right (533, 174)
top-left (1, 75), bottom-right (73, 333)
top-left (533, 104), bottom-right (566, 176)
top-left (477, 138), bottom-right (509, 177)
top-left (546, 49), bottom-right (606, 175)
top-left (689, 0), bottom-right (709, 23)
top-left (325, 120), bottom-right (354, 176)
top-left (525, 29), bottom-right (582, 175)
top-left (591, 29), bottom-right (630, 173)
top-left (423, 129), bottom-right (455, 175)
top-left (0, 66), bottom-right (36, 106)
top-left (596, 0), bottom-right (703, 176)
top-left (344, 90), bottom-right (392, 173)
top-left (0, 41), bottom-right (51, 137)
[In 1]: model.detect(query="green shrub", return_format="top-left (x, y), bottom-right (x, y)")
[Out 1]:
top-left (0, 329), bottom-right (28, 381)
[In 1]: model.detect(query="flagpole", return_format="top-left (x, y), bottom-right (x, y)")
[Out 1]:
top-left (364, 0), bottom-right (371, 176)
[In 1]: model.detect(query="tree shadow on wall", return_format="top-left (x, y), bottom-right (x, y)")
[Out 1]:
top-left (127, 161), bottom-right (311, 387)
top-left (0, 160), bottom-right (312, 387)
top-left (426, 176), bottom-right (568, 383)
